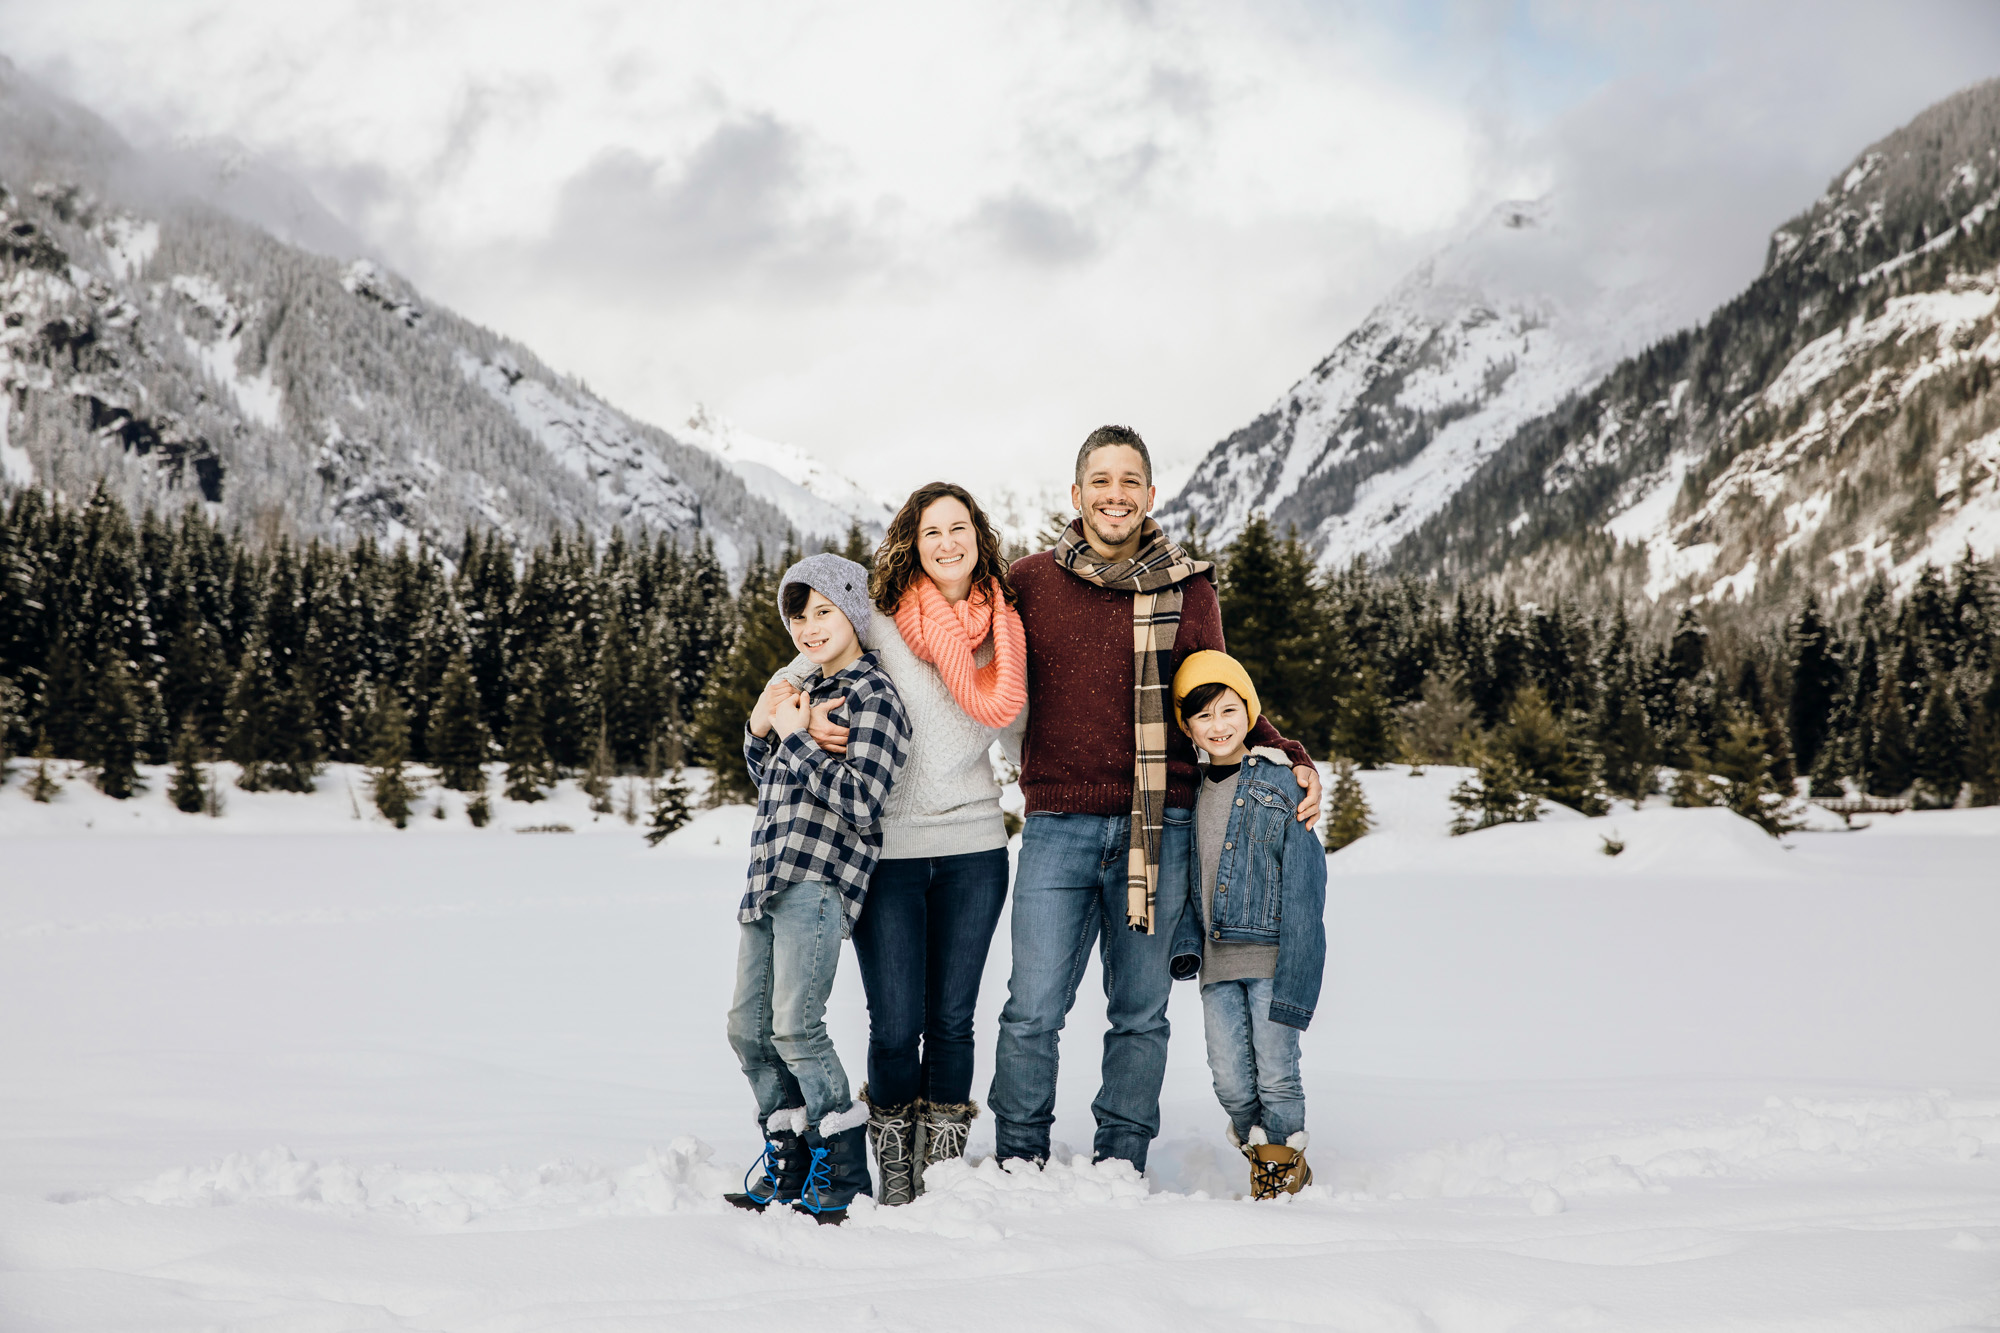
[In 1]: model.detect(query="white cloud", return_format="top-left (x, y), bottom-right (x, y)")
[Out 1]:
top-left (3, 0), bottom-right (1998, 503)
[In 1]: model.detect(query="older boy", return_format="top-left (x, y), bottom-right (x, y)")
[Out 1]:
top-left (725, 554), bottom-right (910, 1224)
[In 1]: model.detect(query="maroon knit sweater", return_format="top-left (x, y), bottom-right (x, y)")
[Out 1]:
top-left (1012, 550), bottom-right (1313, 815)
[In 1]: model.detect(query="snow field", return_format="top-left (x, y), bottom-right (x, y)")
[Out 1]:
top-left (2, 764), bottom-right (1999, 1329)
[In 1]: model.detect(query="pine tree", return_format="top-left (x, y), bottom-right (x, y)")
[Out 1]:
top-left (0, 674), bottom-right (19, 783)
top-left (27, 735), bottom-right (60, 802)
top-left (365, 689), bottom-right (417, 828)
top-left (692, 548), bottom-right (794, 804)
top-left (85, 650), bottom-right (142, 799)
top-left (1335, 666), bottom-right (1397, 770)
top-left (223, 644), bottom-right (278, 791)
top-left (1710, 709), bottom-right (1794, 835)
top-left (1787, 593), bottom-right (1843, 775)
top-left (1671, 744), bottom-right (1724, 808)
top-left (1495, 684), bottom-right (1606, 815)
top-left (1323, 758), bottom-right (1373, 850)
top-left (1396, 670), bottom-right (1477, 766)
top-left (584, 723), bottom-right (615, 814)
top-left (1910, 677), bottom-right (1967, 808)
top-left (840, 521), bottom-right (874, 570)
top-left (502, 658), bottom-right (554, 802)
top-left (1449, 745), bottom-right (1539, 833)
top-left (1220, 517), bottom-right (1327, 750)
top-left (168, 716), bottom-right (206, 814)
top-left (267, 668), bottom-right (322, 793)
top-left (1968, 671), bottom-right (2000, 807)
top-left (1866, 677), bottom-right (1915, 797)
top-left (645, 767), bottom-right (696, 846)
top-left (428, 654), bottom-right (490, 792)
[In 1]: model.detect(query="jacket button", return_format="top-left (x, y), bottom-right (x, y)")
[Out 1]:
top-left (1218, 884), bottom-right (1226, 894)
top-left (1235, 798), bottom-right (1244, 806)
top-left (1224, 841), bottom-right (1233, 850)
top-left (1212, 930), bottom-right (1221, 940)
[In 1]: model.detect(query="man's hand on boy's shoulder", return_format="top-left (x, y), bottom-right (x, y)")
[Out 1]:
top-left (1293, 765), bottom-right (1321, 829)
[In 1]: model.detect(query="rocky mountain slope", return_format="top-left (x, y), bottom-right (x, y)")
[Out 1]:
top-left (0, 61), bottom-right (871, 572)
top-left (1385, 79), bottom-right (2000, 609)
top-left (1158, 196), bottom-right (1681, 565)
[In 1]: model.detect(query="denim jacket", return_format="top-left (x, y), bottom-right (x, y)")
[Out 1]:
top-left (1168, 750), bottom-right (1327, 1030)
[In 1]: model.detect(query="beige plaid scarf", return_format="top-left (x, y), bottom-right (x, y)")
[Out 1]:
top-left (1054, 517), bottom-right (1213, 933)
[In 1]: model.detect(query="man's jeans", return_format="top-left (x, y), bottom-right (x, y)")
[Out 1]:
top-left (851, 849), bottom-right (1010, 1107)
top-left (726, 880), bottom-right (851, 1126)
top-left (1200, 977), bottom-right (1305, 1142)
top-left (989, 809), bottom-right (1191, 1170)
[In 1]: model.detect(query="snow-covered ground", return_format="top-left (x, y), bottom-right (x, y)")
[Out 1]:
top-left (3, 763), bottom-right (1999, 1330)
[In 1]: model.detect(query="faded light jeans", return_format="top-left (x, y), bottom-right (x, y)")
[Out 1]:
top-left (726, 879), bottom-right (851, 1127)
top-left (988, 809), bottom-right (1191, 1170)
top-left (1200, 977), bottom-right (1305, 1142)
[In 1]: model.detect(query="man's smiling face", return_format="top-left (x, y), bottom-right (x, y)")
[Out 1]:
top-left (1072, 443), bottom-right (1154, 556)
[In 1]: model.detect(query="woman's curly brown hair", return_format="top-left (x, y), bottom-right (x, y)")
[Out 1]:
top-left (870, 481), bottom-right (1018, 614)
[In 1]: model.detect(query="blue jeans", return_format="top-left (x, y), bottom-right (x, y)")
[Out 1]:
top-left (851, 849), bottom-right (1010, 1107)
top-left (1201, 977), bottom-right (1305, 1142)
top-left (726, 880), bottom-right (851, 1126)
top-left (988, 810), bottom-right (1191, 1170)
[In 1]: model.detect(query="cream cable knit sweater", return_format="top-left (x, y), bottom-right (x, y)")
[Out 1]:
top-left (778, 610), bottom-right (1026, 860)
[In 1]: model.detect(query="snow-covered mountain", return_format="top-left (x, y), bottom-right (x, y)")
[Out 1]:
top-left (676, 405), bottom-right (891, 546)
top-left (1158, 196), bottom-right (1679, 566)
top-left (1391, 77), bottom-right (2000, 609)
top-left (0, 59), bottom-right (816, 575)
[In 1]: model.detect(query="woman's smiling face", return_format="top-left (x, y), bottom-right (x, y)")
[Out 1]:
top-left (917, 495), bottom-right (977, 598)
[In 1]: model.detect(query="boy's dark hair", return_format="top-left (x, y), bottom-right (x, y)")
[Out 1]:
top-left (781, 581), bottom-right (814, 620)
top-left (1075, 424), bottom-right (1152, 486)
top-left (1178, 679), bottom-right (1237, 724)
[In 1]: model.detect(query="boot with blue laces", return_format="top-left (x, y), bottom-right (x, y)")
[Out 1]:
top-left (793, 1102), bottom-right (874, 1225)
top-left (726, 1107), bottom-right (808, 1211)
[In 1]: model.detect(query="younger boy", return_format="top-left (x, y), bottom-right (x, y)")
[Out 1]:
top-left (725, 554), bottom-right (911, 1224)
top-left (1168, 650), bottom-right (1327, 1199)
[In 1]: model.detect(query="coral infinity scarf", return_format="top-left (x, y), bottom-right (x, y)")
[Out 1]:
top-left (893, 577), bottom-right (1027, 729)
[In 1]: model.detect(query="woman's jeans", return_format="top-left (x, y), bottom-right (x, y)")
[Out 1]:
top-left (850, 848), bottom-right (1010, 1107)
top-left (1200, 977), bottom-right (1305, 1142)
top-left (726, 880), bottom-right (851, 1126)
top-left (988, 810), bottom-right (1191, 1171)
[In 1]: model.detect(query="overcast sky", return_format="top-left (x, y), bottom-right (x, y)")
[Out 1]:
top-left (4, 1), bottom-right (1999, 503)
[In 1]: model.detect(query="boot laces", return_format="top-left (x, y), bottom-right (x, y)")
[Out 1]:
top-left (796, 1145), bottom-right (836, 1214)
top-left (743, 1140), bottom-right (781, 1197)
top-left (1251, 1154), bottom-right (1293, 1200)
top-left (924, 1114), bottom-right (970, 1163)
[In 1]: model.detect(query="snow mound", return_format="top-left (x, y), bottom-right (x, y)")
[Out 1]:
top-left (1352, 1090), bottom-right (2000, 1206)
top-left (101, 1139), bottom-right (733, 1229)
top-left (856, 1154), bottom-right (1154, 1237)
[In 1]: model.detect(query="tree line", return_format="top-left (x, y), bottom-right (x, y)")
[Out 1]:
top-left (3, 488), bottom-right (1996, 834)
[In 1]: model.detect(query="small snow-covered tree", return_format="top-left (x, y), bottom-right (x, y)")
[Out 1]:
top-left (1709, 710), bottom-right (1798, 836)
top-left (365, 689), bottom-right (417, 828)
top-left (1323, 758), bottom-right (1373, 851)
top-left (1397, 671), bottom-right (1477, 767)
top-left (429, 654), bottom-right (489, 792)
top-left (168, 716), bottom-right (206, 814)
top-left (645, 767), bottom-right (696, 846)
top-left (26, 735), bottom-right (60, 803)
top-left (85, 650), bottom-right (142, 799)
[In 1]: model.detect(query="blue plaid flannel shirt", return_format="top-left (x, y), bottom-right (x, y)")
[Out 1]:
top-left (740, 650), bottom-right (910, 929)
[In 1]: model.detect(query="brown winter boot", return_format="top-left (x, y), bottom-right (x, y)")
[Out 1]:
top-left (1243, 1126), bottom-right (1312, 1199)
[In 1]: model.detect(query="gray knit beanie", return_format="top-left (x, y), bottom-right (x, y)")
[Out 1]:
top-left (777, 553), bottom-right (875, 649)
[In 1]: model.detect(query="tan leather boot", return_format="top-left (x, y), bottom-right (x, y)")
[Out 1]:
top-left (1245, 1126), bottom-right (1312, 1199)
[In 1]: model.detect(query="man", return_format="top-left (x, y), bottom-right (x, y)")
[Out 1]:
top-left (989, 424), bottom-right (1320, 1171)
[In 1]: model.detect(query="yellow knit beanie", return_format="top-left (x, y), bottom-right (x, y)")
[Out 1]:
top-left (1172, 650), bottom-right (1261, 730)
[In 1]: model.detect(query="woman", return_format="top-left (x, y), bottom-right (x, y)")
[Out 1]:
top-left (780, 481), bottom-right (1027, 1204)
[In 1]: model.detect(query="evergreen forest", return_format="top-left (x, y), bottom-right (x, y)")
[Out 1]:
top-left (2, 487), bottom-right (1996, 831)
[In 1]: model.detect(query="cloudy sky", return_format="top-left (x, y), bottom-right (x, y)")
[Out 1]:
top-left (4, 1), bottom-right (1998, 502)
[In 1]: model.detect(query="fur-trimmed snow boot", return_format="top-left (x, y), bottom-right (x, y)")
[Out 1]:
top-left (861, 1085), bottom-right (922, 1206)
top-left (916, 1099), bottom-right (979, 1193)
top-left (793, 1102), bottom-right (874, 1225)
top-left (1238, 1125), bottom-right (1311, 1199)
top-left (726, 1107), bottom-right (809, 1211)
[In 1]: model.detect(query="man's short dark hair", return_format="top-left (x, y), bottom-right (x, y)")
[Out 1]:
top-left (781, 581), bottom-right (813, 620)
top-left (1177, 679), bottom-right (1234, 724)
top-left (1075, 424), bottom-right (1152, 487)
